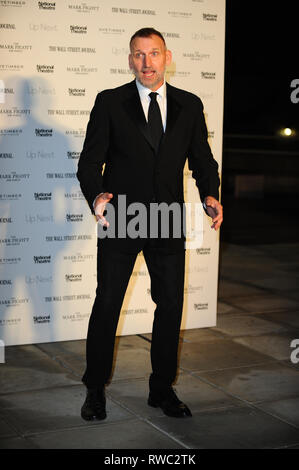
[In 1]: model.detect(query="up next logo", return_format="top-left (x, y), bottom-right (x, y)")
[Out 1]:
top-left (290, 339), bottom-right (299, 364)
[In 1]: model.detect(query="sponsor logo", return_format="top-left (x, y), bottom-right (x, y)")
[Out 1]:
top-left (38, 1), bottom-right (55, 10)
top-left (0, 1), bottom-right (26, 7)
top-left (34, 192), bottom-right (52, 201)
top-left (35, 128), bottom-right (53, 137)
top-left (68, 3), bottom-right (100, 13)
top-left (194, 303), bottom-right (208, 310)
top-left (0, 128), bottom-right (22, 136)
top-left (168, 10), bottom-right (192, 18)
top-left (65, 128), bottom-right (85, 138)
top-left (0, 236), bottom-right (29, 247)
top-left (0, 108), bottom-right (30, 116)
top-left (0, 193), bottom-right (22, 201)
top-left (0, 279), bottom-right (12, 285)
top-left (99, 27), bottom-right (125, 35)
top-left (33, 255), bottom-right (51, 264)
top-left (0, 318), bottom-right (21, 326)
top-left (68, 87), bottom-right (85, 96)
top-left (26, 150), bottom-right (54, 159)
top-left (70, 25), bottom-right (87, 34)
top-left (111, 7), bottom-right (156, 15)
top-left (67, 151), bottom-right (80, 159)
top-left (49, 45), bottom-right (95, 53)
top-left (0, 172), bottom-right (29, 182)
top-left (191, 32), bottom-right (216, 41)
top-left (66, 213), bottom-right (83, 222)
top-left (64, 190), bottom-right (84, 200)
top-left (26, 275), bottom-right (52, 284)
top-left (65, 274), bottom-right (82, 282)
top-left (46, 172), bottom-right (76, 179)
top-left (62, 312), bottom-right (90, 322)
top-left (0, 42), bottom-right (32, 52)
top-left (46, 234), bottom-right (92, 242)
top-left (196, 248), bottom-right (211, 255)
top-left (0, 297), bottom-right (29, 307)
top-left (29, 23), bottom-right (57, 32)
top-left (0, 217), bottom-right (12, 223)
top-left (203, 13), bottom-right (217, 21)
top-left (183, 51), bottom-right (210, 61)
top-left (67, 65), bottom-right (97, 74)
top-left (25, 214), bottom-right (54, 223)
top-left (201, 72), bottom-right (216, 79)
top-left (63, 253), bottom-right (94, 262)
top-left (48, 109), bottom-right (90, 116)
top-left (121, 308), bottom-right (148, 315)
top-left (0, 64), bottom-right (24, 72)
top-left (0, 257), bottom-right (21, 264)
top-left (0, 152), bottom-right (13, 158)
top-left (45, 294), bottom-right (91, 302)
top-left (33, 315), bottom-right (50, 324)
top-left (36, 64), bottom-right (54, 73)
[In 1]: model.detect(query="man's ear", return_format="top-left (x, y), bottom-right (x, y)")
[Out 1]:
top-left (166, 49), bottom-right (172, 66)
top-left (128, 53), bottom-right (133, 70)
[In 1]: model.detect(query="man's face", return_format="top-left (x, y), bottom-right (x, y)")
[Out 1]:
top-left (129, 35), bottom-right (172, 91)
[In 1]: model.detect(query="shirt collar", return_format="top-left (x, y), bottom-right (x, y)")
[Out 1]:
top-left (135, 79), bottom-right (166, 100)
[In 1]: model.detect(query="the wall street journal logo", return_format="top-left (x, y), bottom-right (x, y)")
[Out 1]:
top-left (34, 192), bottom-right (52, 201)
top-left (203, 13), bottom-right (217, 21)
top-left (38, 1), bottom-right (55, 9)
top-left (34, 255), bottom-right (51, 264)
top-left (70, 25), bottom-right (87, 34)
top-left (68, 87), bottom-right (85, 96)
top-left (37, 64), bottom-right (54, 73)
top-left (112, 7), bottom-right (156, 15)
top-left (35, 128), bottom-right (53, 137)
top-left (65, 274), bottom-right (82, 282)
top-left (66, 213), bottom-right (83, 222)
top-left (33, 315), bottom-right (50, 324)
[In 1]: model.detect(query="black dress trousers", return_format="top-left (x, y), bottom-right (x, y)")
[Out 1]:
top-left (82, 239), bottom-right (185, 391)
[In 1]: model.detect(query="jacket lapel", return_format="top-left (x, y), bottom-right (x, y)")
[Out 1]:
top-left (122, 81), bottom-right (154, 151)
top-left (121, 81), bottom-right (182, 154)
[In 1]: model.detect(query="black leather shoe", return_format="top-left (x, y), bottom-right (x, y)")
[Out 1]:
top-left (148, 387), bottom-right (192, 418)
top-left (81, 387), bottom-right (107, 421)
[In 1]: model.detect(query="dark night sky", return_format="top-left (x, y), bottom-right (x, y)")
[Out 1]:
top-left (223, 1), bottom-right (298, 135)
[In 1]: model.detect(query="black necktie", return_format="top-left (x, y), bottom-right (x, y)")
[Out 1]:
top-left (148, 92), bottom-right (163, 153)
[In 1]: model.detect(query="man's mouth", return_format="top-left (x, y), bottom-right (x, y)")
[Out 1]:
top-left (142, 70), bottom-right (155, 78)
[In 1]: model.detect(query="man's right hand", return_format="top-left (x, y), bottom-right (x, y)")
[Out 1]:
top-left (94, 192), bottom-right (113, 227)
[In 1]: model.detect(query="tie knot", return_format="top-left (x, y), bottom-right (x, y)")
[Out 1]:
top-left (149, 92), bottom-right (158, 101)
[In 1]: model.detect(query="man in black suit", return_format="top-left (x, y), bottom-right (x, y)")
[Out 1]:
top-left (77, 28), bottom-right (223, 420)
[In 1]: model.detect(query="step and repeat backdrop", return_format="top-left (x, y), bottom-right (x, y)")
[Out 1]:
top-left (0, 0), bottom-right (225, 346)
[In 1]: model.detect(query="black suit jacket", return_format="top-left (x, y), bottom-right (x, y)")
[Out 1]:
top-left (77, 80), bottom-right (220, 252)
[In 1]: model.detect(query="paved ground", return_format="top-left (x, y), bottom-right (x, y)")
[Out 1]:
top-left (1, 242), bottom-right (299, 449)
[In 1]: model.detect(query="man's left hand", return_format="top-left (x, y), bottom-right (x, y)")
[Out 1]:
top-left (204, 196), bottom-right (223, 231)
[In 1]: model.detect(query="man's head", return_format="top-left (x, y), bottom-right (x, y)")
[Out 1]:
top-left (129, 27), bottom-right (172, 91)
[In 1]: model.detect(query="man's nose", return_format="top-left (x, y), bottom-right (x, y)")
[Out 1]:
top-left (143, 54), bottom-right (152, 68)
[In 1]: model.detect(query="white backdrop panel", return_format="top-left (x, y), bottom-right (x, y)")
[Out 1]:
top-left (0, 0), bottom-right (225, 346)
